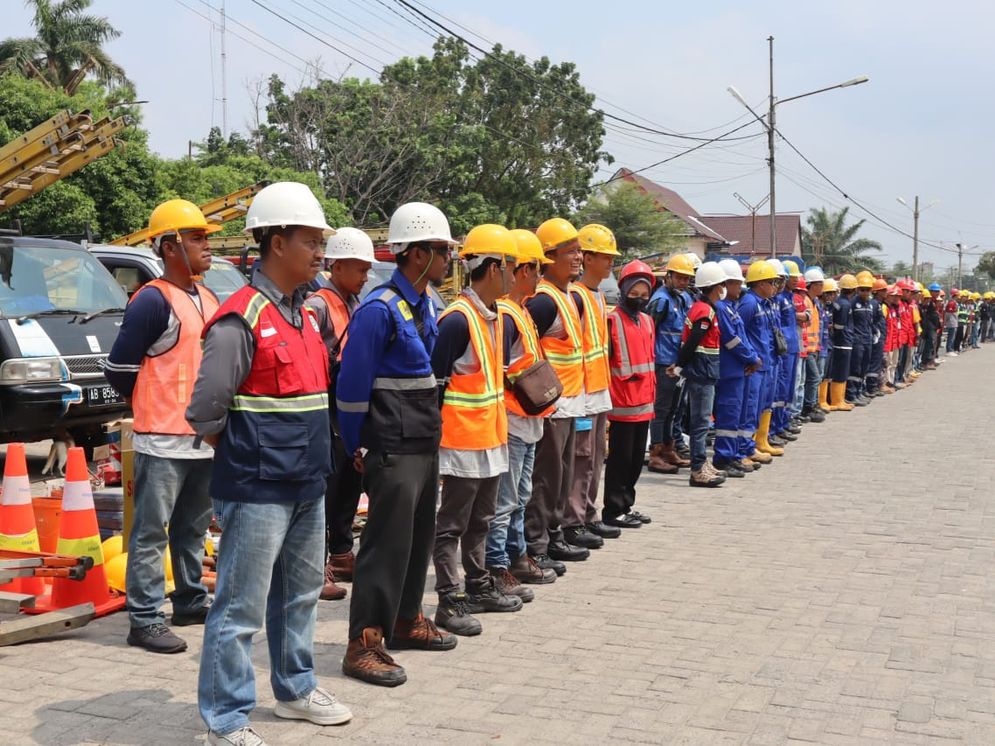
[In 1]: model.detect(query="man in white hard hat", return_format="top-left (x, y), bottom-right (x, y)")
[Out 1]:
top-left (337, 202), bottom-right (458, 688)
top-left (305, 228), bottom-right (375, 602)
top-left (187, 182), bottom-right (352, 743)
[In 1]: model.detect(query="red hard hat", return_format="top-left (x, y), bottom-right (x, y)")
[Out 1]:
top-left (618, 259), bottom-right (655, 287)
top-left (795, 277), bottom-right (807, 290)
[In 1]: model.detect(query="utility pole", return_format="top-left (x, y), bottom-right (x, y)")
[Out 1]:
top-left (957, 243), bottom-right (963, 288)
top-left (767, 36), bottom-right (776, 258)
top-left (897, 195), bottom-right (937, 282)
top-left (220, 0), bottom-right (228, 138)
top-left (734, 192), bottom-right (770, 255)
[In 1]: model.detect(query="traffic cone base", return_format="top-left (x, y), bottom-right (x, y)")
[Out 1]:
top-left (0, 443), bottom-right (45, 597)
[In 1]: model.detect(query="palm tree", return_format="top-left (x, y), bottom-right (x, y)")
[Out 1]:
top-left (0, 0), bottom-right (129, 95)
top-left (801, 206), bottom-right (884, 275)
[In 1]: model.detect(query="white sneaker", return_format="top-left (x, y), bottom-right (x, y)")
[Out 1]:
top-left (207, 727), bottom-right (268, 746)
top-left (949, 351), bottom-right (959, 357)
top-left (274, 686), bottom-right (352, 726)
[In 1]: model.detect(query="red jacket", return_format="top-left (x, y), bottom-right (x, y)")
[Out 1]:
top-left (898, 301), bottom-right (913, 346)
top-left (884, 304), bottom-right (899, 352)
top-left (607, 307), bottom-right (655, 422)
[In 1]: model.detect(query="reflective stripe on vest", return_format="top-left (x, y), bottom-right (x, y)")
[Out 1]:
top-left (535, 280), bottom-right (583, 397)
top-left (438, 297), bottom-right (507, 450)
top-left (573, 283), bottom-right (610, 394)
top-left (312, 286), bottom-right (351, 360)
top-left (607, 308), bottom-right (655, 422)
top-left (497, 298), bottom-right (550, 418)
top-left (132, 279), bottom-right (219, 436)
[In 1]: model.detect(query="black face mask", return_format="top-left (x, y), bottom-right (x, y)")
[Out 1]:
top-left (624, 296), bottom-right (648, 314)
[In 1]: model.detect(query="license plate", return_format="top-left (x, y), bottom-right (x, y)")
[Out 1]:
top-left (86, 384), bottom-right (123, 407)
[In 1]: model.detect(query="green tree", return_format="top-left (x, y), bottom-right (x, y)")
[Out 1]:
top-left (977, 252), bottom-right (995, 281)
top-left (0, 0), bottom-right (129, 95)
top-left (801, 206), bottom-right (884, 275)
top-left (573, 181), bottom-right (685, 257)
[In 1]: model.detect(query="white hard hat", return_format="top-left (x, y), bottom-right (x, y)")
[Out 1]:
top-left (325, 227), bottom-right (375, 263)
top-left (386, 201), bottom-right (454, 254)
top-left (718, 258), bottom-right (745, 283)
top-left (695, 261), bottom-right (727, 289)
top-left (244, 182), bottom-right (334, 235)
top-left (765, 257), bottom-right (787, 277)
top-left (803, 266), bottom-right (826, 283)
top-left (684, 252), bottom-right (703, 269)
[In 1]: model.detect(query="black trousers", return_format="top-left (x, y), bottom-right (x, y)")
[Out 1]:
top-left (603, 419), bottom-right (650, 520)
top-left (348, 450), bottom-right (438, 641)
top-left (434, 475), bottom-right (501, 594)
top-left (524, 417), bottom-right (575, 556)
top-left (325, 436), bottom-right (364, 558)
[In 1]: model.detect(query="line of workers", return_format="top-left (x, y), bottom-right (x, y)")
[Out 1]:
top-left (105, 182), bottom-right (971, 746)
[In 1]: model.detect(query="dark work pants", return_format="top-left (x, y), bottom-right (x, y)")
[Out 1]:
top-left (565, 411), bottom-right (608, 528)
top-left (525, 417), bottom-right (575, 556)
top-left (847, 342), bottom-right (870, 400)
top-left (830, 346), bottom-right (852, 383)
top-left (921, 329), bottom-right (937, 364)
top-left (954, 324), bottom-right (965, 352)
top-left (434, 475), bottom-right (501, 595)
top-left (348, 451), bottom-right (438, 641)
top-left (325, 436), bottom-right (363, 558)
top-left (603, 419), bottom-right (650, 520)
top-left (650, 367), bottom-right (681, 445)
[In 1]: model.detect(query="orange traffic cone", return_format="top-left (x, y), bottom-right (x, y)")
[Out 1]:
top-left (0, 444), bottom-right (45, 596)
top-left (26, 447), bottom-right (125, 617)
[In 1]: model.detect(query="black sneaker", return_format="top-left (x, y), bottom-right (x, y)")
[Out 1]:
top-left (434, 592), bottom-right (482, 636)
top-left (547, 540), bottom-right (589, 562)
top-left (171, 605), bottom-right (210, 627)
top-left (127, 623), bottom-right (188, 654)
top-left (586, 520), bottom-right (621, 539)
top-left (531, 554), bottom-right (566, 577)
top-left (629, 511), bottom-right (652, 524)
top-left (563, 526), bottom-right (604, 550)
top-left (465, 577), bottom-right (523, 614)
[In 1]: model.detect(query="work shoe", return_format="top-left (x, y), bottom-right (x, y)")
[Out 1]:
top-left (435, 592), bottom-right (483, 635)
top-left (630, 510), bottom-right (652, 524)
top-left (489, 566), bottom-right (535, 603)
top-left (768, 434), bottom-right (787, 448)
top-left (586, 520), bottom-right (622, 539)
top-left (390, 612), bottom-right (457, 651)
top-left (320, 563), bottom-right (347, 601)
top-left (604, 513), bottom-right (642, 529)
top-left (675, 441), bottom-right (692, 459)
top-left (662, 441), bottom-right (691, 468)
top-left (512, 554), bottom-right (557, 583)
top-left (778, 430), bottom-right (798, 442)
top-left (274, 686), bottom-right (352, 726)
top-left (563, 525), bottom-right (604, 550)
top-left (786, 423), bottom-right (802, 434)
top-left (690, 465), bottom-right (725, 488)
top-left (466, 577), bottom-right (524, 614)
top-left (712, 459), bottom-right (745, 478)
top-left (647, 444), bottom-right (678, 474)
top-left (343, 628), bottom-right (407, 687)
top-left (548, 539), bottom-right (589, 562)
top-left (739, 458), bottom-right (761, 471)
top-left (796, 413), bottom-right (810, 423)
top-left (171, 604), bottom-right (210, 627)
top-left (207, 727), bottom-right (268, 746)
top-left (127, 623), bottom-right (187, 654)
top-left (807, 409), bottom-right (826, 423)
top-left (529, 553), bottom-right (566, 577)
top-left (747, 450), bottom-right (772, 465)
top-left (847, 397), bottom-right (867, 407)
top-left (328, 550), bottom-right (355, 582)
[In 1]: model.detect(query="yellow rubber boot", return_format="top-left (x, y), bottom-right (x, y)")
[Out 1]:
top-left (831, 382), bottom-right (854, 411)
top-left (755, 410), bottom-right (784, 456)
top-left (818, 380), bottom-right (831, 412)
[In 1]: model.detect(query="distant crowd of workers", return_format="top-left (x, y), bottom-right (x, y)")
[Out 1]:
top-left (103, 181), bottom-right (991, 746)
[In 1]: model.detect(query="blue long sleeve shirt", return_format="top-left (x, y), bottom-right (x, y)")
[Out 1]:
top-left (715, 298), bottom-right (760, 379)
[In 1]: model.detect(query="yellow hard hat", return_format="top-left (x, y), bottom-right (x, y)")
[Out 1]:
top-left (105, 552), bottom-right (128, 593)
top-left (973, 291), bottom-right (982, 300)
top-left (148, 199), bottom-right (222, 239)
top-left (101, 535), bottom-right (124, 564)
top-left (665, 253), bottom-right (697, 277)
top-left (914, 281), bottom-right (924, 292)
top-left (509, 228), bottom-right (552, 265)
top-left (822, 277), bottom-right (839, 293)
top-left (535, 217), bottom-right (579, 253)
top-left (460, 224), bottom-right (517, 259)
top-left (782, 259), bottom-right (802, 278)
top-left (745, 260), bottom-right (778, 284)
top-left (985, 291), bottom-right (995, 300)
top-left (577, 223), bottom-right (620, 255)
top-left (855, 271), bottom-right (875, 288)
top-left (839, 273), bottom-right (859, 290)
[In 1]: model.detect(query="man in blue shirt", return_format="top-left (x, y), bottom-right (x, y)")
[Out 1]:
top-left (336, 202), bottom-right (458, 688)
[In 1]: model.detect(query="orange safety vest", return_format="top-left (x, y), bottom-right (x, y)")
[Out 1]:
top-left (534, 279), bottom-right (583, 398)
top-left (573, 282), bottom-right (610, 394)
top-left (438, 296), bottom-right (507, 451)
top-left (132, 279), bottom-right (219, 435)
top-left (311, 286), bottom-right (351, 360)
top-left (804, 294), bottom-right (820, 355)
top-left (497, 297), bottom-right (554, 418)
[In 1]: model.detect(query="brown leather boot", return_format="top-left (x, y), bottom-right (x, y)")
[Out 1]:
top-left (319, 562), bottom-right (347, 601)
top-left (490, 566), bottom-right (535, 603)
top-left (328, 551), bottom-right (355, 582)
top-left (647, 444), bottom-right (678, 474)
top-left (389, 612), bottom-right (457, 651)
top-left (342, 627), bottom-right (407, 687)
top-left (660, 441), bottom-right (691, 468)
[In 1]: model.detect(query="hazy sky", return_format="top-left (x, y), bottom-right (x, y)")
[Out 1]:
top-left (6, 0), bottom-right (994, 270)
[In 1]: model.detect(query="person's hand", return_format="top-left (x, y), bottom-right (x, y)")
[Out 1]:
top-left (353, 449), bottom-right (365, 474)
top-left (203, 433), bottom-right (220, 449)
top-left (665, 364), bottom-right (679, 379)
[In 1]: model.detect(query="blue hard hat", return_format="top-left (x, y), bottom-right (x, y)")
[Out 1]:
top-left (928, 282), bottom-right (942, 292)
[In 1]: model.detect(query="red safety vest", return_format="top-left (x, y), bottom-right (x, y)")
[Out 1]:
top-left (311, 286), bottom-right (351, 360)
top-left (132, 279), bottom-right (219, 435)
top-left (607, 307), bottom-right (655, 422)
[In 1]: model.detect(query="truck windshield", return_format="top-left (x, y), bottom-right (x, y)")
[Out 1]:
top-left (203, 259), bottom-right (247, 303)
top-left (0, 244), bottom-right (127, 318)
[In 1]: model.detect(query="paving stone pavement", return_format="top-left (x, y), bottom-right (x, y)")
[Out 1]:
top-left (2, 347), bottom-right (994, 745)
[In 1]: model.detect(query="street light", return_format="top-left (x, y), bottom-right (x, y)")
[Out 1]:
top-left (896, 196), bottom-right (939, 281)
top-left (728, 37), bottom-right (869, 257)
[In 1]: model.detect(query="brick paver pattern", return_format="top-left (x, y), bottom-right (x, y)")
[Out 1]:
top-left (1, 347), bottom-right (994, 745)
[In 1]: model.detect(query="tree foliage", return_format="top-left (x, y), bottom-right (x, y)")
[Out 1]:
top-left (801, 206), bottom-right (884, 275)
top-left (573, 181), bottom-right (685, 258)
top-left (977, 252), bottom-right (995, 281)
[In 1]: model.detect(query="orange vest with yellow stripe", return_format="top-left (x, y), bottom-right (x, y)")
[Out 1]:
top-left (497, 297), bottom-right (554, 418)
top-left (535, 280), bottom-right (583, 398)
top-left (439, 296), bottom-right (508, 451)
top-left (132, 279), bottom-right (219, 436)
top-left (573, 282), bottom-right (610, 394)
top-left (312, 286), bottom-right (351, 360)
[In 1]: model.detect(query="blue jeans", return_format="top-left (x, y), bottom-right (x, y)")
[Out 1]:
top-left (945, 327), bottom-right (957, 352)
top-left (198, 498), bottom-right (325, 734)
top-left (790, 355), bottom-right (805, 416)
top-left (126, 453), bottom-right (213, 628)
top-left (802, 355), bottom-right (820, 411)
top-left (486, 434), bottom-right (535, 569)
top-left (686, 378), bottom-right (716, 471)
